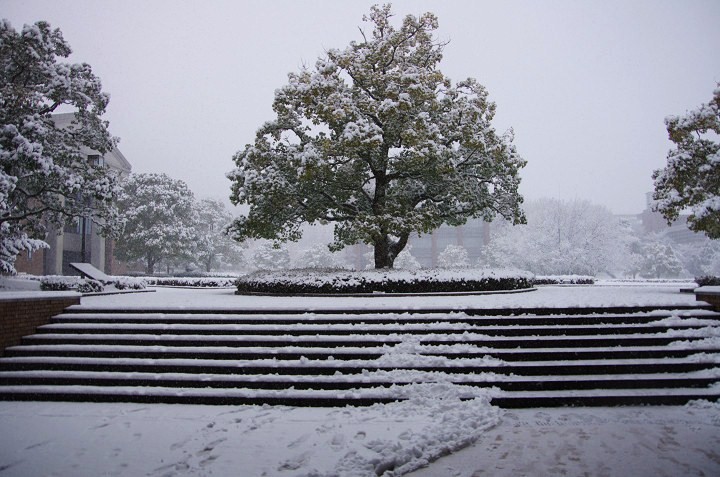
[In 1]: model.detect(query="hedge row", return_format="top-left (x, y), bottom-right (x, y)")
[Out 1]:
top-left (145, 277), bottom-right (237, 287)
top-left (40, 276), bottom-right (104, 293)
top-left (533, 275), bottom-right (595, 285)
top-left (696, 276), bottom-right (720, 287)
top-left (236, 269), bottom-right (534, 295)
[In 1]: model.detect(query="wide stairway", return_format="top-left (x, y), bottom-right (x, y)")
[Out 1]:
top-left (1, 304), bottom-right (719, 407)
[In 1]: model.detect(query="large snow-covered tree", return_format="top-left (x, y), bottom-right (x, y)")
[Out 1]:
top-left (227, 5), bottom-right (525, 269)
top-left (115, 173), bottom-right (197, 274)
top-left (482, 198), bottom-right (630, 276)
top-left (193, 198), bottom-right (245, 272)
top-left (0, 20), bottom-right (120, 273)
top-left (652, 85), bottom-right (720, 239)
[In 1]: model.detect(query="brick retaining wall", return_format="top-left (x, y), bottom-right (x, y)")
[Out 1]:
top-left (695, 287), bottom-right (720, 311)
top-left (0, 293), bottom-right (80, 356)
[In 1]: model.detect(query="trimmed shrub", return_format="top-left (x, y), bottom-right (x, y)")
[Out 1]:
top-left (77, 279), bottom-right (104, 294)
top-left (145, 277), bottom-right (237, 287)
top-left (113, 277), bottom-right (147, 290)
top-left (533, 275), bottom-right (595, 285)
top-left (40, 276), bottom-right (104, 293)
top-left (236, 268), bottom-right (533, 295)
top-left (696, 276), bottom-right (720, 287)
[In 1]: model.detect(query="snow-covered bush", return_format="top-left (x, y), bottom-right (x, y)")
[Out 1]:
top-left (293, 244), bottom-right (346, 269)
top-left (394, 245), bottom-right (422, 270)
top-left (533, 275), bottom-right (595, 285)
top-left (696, 276), bottom-right (720, 287)
top-left (40, 276), bottom-right (104, 293)
top-left (236, 268), bottom-right (533, 294)
top-left (77, 279), bottom-right (104, 294)
top-left (437, 244), bottom-right (470, 268)
top-left (112, 277), bottom-right (147, 290)
top-left (145, 277), bottom-right (237, 287)
top-left (251, 242), bottom-right (291, 270)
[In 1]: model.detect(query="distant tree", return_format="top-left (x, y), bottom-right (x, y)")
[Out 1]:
top-left (676, 241), bottom-right (720, 277)
top-left (623, 238), bottom-right (646, 279)
top-left (0, 20), bottom-right (120, 273)
top-left (115, 173), bottom-right (197, 274)
top-left (251, 242), bottom-right (290, 271)
top-left (394, 244), bottom-right (422, 270)
top-left (227, 5), bottom-right (525, 269)
top-left (653, 85), bottom-right (720, 239)
top-left (639, 241), bottom-right (683, 278)
top-left (437, 244), bottom-right (470, 268)
top-left (194, 198), bottom-right (245, 272)
top-left (483, 198), bottom-right (630, 275)
top-left (294, 244), bottom-right (345, 269)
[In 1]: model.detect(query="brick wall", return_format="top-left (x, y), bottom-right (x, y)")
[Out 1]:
top-left (696, 290), bottom-right (720, 311)
top-left (0, 294), bottom-right (80, 356)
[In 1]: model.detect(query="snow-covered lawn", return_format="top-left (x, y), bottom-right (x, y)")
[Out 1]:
top-left (1, 283), bottom-right (719, 476)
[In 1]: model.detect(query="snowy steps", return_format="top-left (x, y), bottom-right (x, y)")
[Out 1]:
top-left (0, 305), bottom-right (719, 407)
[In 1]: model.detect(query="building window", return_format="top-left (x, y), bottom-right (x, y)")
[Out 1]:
top-left (88, 154), bottom-right (104, 167)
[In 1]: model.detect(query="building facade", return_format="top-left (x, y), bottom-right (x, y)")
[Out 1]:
top-left (14, 114), bottom-right (132, 276)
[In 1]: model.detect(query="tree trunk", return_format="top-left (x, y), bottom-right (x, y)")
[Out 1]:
top-left (146, 258), bottom-right (155, 275)
top-left (373, 232), bottom-right (410, 269)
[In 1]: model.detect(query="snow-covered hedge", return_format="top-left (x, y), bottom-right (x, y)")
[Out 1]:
top-left (236, 268), bottom-right (533, 295)
top-left (533, 275), bottom-right (595, 285)
top-left (40, 276), bottom-right (104, 293)
top-left (112, 277), bottom-right (147, 290)
top-left (145, 277), bottom-right (237, 288)
top-left (696, 276), bottom-right (720, 287)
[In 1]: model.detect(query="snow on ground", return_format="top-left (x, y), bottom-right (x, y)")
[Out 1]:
top-left (1, 283), bottom-right (719, 476)
top-left (76, 281), bottom-right (704, 311)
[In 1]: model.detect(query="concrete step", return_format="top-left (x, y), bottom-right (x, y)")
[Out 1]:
top-left (1, 355), bottom-right (718, 376)
top-left (49, 310), bottom-right (720, 326)
top-left (33, 322), bottom-right (719, 337)
top-left (0, 370), bottom-right (717, 392)
top-left (19, 332), bottom-right (718, 349)
top-left (0, 383), bottom-right (718, 408)
top-left (5, 343), bottom-right (719, 362)
top-left (1, 305), bottom-right (718, 408)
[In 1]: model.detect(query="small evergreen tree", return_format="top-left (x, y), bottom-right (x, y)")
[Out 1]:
top-left (394, 245), bottom-right (422, 270)
top-left (437, 244), bottom-right (470, 268)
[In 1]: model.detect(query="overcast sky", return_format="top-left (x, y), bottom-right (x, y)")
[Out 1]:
top-left (3, 0), bottom-right (719, 214)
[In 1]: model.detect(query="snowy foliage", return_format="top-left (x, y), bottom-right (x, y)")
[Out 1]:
top-left (393, 244), bottom-right (422, 270)
top-left (251, 242), bottom-right (290, 271)
top-left (0, 20), bottom-right (120, 273)
top-left (227, 5), bottom-right (526, 269)
top-left (437, 244), bottom-right (470, 268)
top-left (193, 198), bottom-right (245, 272)
top-left (676, 241), bottom-right (720, 277)
top-left (482, 198), bottom-right (631, 276)
top-left (653, 84), bottom-right (720, 238)
top-left (114, 173), bottom-right (198, 275)
top-left (39, 275), bottom-right (103, 293)
top-left (293, 243), bottom-right (346, 269)
top-left (638, 241), bottom-right (684, 278)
